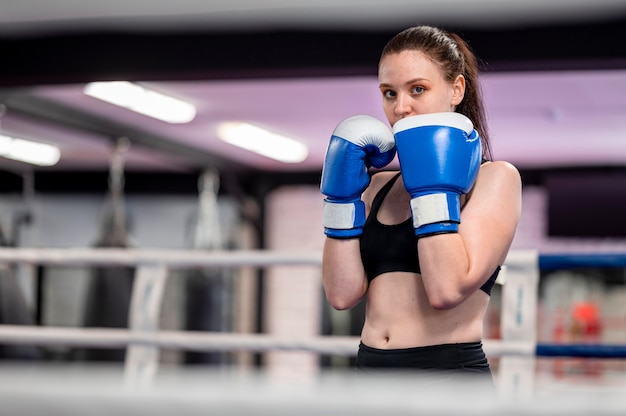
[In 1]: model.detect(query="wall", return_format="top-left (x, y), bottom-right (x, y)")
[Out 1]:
top-left (512, 186), bottom-right (626, 254)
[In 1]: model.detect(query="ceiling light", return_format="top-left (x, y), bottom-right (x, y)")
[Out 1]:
top-left (0, 134), bottom-right (61, 166)
top-left (83, 81), bottom-right (196, 124)
top-left (217, 122), bottom-right (308, 163)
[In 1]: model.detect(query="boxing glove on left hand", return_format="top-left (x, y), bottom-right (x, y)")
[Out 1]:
top-left (321, 115), bottom-right (396, 238)
top-left (393, 112), bottom-right (481, 238)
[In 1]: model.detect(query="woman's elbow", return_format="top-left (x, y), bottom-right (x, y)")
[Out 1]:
top-left (423, 274), bottom-right (472, 310)
top-left (427, 292), bottom-right (464, 311)
top-left (327, 299), bottom-right (354, 311)
top-left (324, 290), bottom-right (363, 311)
top-left (429, 298), bottom-right (457, 311)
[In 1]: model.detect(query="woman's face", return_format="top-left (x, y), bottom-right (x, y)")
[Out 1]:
top-left (378, 49), bottom-right (465, 127)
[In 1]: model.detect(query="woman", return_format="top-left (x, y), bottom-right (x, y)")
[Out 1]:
top-left (320, 25), bottom-right (522, 384)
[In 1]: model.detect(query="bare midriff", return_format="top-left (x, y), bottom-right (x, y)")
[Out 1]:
top-left (360, 271), bottom-right (489, 349)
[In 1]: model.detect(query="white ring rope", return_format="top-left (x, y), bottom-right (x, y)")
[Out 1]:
top-left (0, 247), bottom-right (538, 268)
top-left (0, 247), bottom-right (564, 353)
top-left (0, 325), bottom-right (531, 357)
top-left (0, 247), bottom-right (613, 388)
top-left (0, 247), bottom-right (540, 355)
top-left (0, 325), bottom-right (360, 355)
top-left (0, 247), bottom-right (323, 268)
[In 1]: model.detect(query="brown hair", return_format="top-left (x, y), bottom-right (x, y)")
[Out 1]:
top-left (380, 26), bottom-right (493, 160)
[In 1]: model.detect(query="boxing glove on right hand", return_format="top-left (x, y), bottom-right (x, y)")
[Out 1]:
top-left (393, 112), bottom-right (481, 238)
top-left (320, 115), bottom-right (396, 239)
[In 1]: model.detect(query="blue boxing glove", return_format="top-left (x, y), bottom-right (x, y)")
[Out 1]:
top-left (393, 112), bottom-right (481, 238)
top-left (321, 115), bottom-right (396, 238)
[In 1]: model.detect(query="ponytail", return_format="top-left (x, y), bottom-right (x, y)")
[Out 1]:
top-left (448, 32), bottom-right (493, 161)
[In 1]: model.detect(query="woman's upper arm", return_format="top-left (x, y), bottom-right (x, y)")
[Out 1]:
top-left (419, 161), bottom-right (522, 308)
top-left (460, 161), bottom-right (522, 274)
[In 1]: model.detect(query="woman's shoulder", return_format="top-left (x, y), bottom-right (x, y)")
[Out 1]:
top-left (474, 160), bottom-right (522, 198)
top-left (480, 160), bottom-right (521, 182)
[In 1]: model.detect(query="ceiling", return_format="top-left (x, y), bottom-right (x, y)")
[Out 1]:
top-left (0, 1), bottom-right (625, 187)
top-left (2, 0), bottom-right (626, 32)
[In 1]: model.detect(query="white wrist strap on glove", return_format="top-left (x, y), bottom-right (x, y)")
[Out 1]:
top-left (322, 200), bottom-right (365, 230)
top-left (410, 193), bottom-right (459, 228)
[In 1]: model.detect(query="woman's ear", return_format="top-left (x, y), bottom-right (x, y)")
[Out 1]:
top-left (451, 74), bottom-right (466, 106)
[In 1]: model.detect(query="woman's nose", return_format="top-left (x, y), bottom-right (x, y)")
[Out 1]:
top-left (394, 94), bottom-right (412, 116)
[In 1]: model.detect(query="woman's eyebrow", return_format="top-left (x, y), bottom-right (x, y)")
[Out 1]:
top-left (379, 78), bottom-right (429, 89)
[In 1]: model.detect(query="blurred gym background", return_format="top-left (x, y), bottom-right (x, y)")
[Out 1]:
top-left (0, 0), bottom-right (625, 388)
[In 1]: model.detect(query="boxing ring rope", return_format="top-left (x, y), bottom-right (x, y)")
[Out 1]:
top-left (0, 247), bottom-right (323, 268)
top-left (0, 247), bottom-right (624, 386)
top-left (0, 326), bottom-right (359, 354)
top-left (539, 252), bottom-right (626, 270)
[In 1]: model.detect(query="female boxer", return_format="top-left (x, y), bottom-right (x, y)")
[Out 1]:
top-left (320, 25), bottom-right (522, 386)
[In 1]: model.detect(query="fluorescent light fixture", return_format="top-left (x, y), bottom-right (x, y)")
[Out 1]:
top-left (84, 81), bottom-right (196, 124)
top-left (217, 122), bottom-right (308, 163)
top-left (0, 134), bottom-right (61, 166)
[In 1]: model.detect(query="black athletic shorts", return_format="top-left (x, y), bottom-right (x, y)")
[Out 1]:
top-left (356, 341), bottom-right (494, 386)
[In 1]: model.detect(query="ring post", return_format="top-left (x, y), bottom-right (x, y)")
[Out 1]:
top-left (124, 263), bottom-right (169, 389)
top-left (498, 249), bottom-right (540, 400)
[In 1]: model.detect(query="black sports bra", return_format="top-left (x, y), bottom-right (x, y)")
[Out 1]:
top-left (359, 172), bottom-right (499, 296)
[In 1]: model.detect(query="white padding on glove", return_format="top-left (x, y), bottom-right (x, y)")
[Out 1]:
top-left (410, 194), bottom-right (452, 229)
top-left (323, 201), bottom-right (357, 230)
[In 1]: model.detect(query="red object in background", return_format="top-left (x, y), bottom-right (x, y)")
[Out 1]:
top-left (571, 301), bottom-right (603, 378)
top-left (573, 302), bottom-right (602, 339)
top-left (550, 302), bottom-right (604, 379)
top-left (551, 307), bottom-right (567, 378)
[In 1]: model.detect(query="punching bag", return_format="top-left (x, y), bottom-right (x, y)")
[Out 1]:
top-left (0, 227), bottom-right (41, 360)
top-left (0, 118), bottom-right (41, 359)
top-left (184, 169), bottom-right (234, 364)
top-left (78, 138), bottom-right (135, 362)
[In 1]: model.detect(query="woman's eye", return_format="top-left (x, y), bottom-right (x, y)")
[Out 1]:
top-left (383, 90), bottom-right (396, 99)
top-left (412, 86), bottom-right (425, 94)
